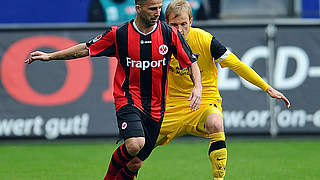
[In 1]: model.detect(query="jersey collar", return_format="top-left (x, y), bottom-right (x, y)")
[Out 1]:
top-left (132, 20), bottom-right (158, 36)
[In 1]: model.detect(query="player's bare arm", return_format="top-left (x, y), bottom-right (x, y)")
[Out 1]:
top-left (25, 43), bottom-right (89, 64)
top-left (187, 62), bottom-right (202, 111)
top-left (266, 86), bottom-right (291, 108)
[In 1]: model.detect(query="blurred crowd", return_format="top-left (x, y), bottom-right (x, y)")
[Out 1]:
top-left (0, 0), bottom-right (319, 24)
top-left (88, 0), bottom-right (220, 24)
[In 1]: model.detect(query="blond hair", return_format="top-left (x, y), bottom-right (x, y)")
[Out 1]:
top-left (165, 0), bottom-right (193, 21)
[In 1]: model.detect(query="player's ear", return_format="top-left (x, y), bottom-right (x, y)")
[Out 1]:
top-left (136, 5), bottom-right (141, 13)
top-left (190, 17), bottom-right (193, 26)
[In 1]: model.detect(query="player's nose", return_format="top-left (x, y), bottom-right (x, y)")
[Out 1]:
top-left (155, 7), bottom-right (161, 16)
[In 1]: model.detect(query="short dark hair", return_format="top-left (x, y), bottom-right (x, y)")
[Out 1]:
top-left (135, 0), bottom-right (147, 5)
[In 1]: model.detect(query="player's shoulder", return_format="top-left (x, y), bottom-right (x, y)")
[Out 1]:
top-left (160, 20), bottom-right (173, 31)
top-left (190, 27), bottom-right (214, 38)
top-left (116, 21), bottom-right (131, 31)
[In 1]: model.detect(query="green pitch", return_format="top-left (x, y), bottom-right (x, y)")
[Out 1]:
top-left (0, 137), bottom-right (319, 180)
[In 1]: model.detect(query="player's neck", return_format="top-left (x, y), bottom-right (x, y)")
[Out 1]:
top-left (133, 19), bottom-right (157, 35)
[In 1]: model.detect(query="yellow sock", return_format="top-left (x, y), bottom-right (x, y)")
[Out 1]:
top-left (208, 132), bottom-right (227, 180)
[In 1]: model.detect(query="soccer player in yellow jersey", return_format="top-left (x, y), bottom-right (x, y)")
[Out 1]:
top-left (125, 0), bottom-right (291, 179)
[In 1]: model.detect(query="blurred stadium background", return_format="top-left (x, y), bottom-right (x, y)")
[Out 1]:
top-left (0, 0), bottom-right (320, 179)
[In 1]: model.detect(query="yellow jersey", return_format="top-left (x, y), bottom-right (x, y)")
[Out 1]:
top-left (167, 27), bottom-right (269, 105)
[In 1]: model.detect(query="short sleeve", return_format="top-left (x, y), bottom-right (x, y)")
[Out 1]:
top-left (171, 27), bottom-right (197, 69)
top-left (210, 38), bottom-right (227, 60)
top-left (86, 26), bottom-right (117, 57)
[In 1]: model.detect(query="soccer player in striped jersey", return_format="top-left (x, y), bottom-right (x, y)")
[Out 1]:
top-left (126, 0), bottom-right (291, 179)
top-left (25, 0), bottom-right (203, 179)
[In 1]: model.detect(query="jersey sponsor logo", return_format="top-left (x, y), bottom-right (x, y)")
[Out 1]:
top-left (169, 66), bottom-right (189, 76)
top-left (140, 40), bottom-right (152, 44)
top-left (121, 122), bottom-right (127, 129)
top-left (159, 44), bottom-right (168, 55)
top-left (126, 57), bottom-right (166, 70)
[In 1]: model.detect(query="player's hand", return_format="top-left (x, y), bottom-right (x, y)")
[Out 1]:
top-left (188, 86), bottom-right (202, 111)
top-left (266, 86), bottom-right (291, 108)
top-left (25, 51), bottom-right (51, 64)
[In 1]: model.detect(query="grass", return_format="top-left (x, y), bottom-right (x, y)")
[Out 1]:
top-left (0, 137), bottom-right (319, 180)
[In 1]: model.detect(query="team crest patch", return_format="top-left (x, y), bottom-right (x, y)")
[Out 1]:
top-left (121, 122), bottom-right (127, 129)
top-left (159, 44), bottom-right (168, 55)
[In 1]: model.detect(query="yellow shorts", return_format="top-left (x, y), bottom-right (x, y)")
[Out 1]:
top-left (156, 100), bottom-right (223, 146)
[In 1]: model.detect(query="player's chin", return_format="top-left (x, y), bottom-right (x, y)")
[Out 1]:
top-left (151, 18), bottom-right (158, 24)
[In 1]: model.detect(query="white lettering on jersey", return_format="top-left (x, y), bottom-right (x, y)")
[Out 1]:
top-left (126, 57), bottom-right (166, 70)
top-left (140, 40), bottom-right (152, 44)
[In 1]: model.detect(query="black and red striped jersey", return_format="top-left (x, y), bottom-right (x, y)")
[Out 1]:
top-left (86, 20), bottom-right (197, 121)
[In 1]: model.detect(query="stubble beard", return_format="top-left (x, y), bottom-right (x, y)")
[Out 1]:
top-left (141, 12), bottom-right (157, 27)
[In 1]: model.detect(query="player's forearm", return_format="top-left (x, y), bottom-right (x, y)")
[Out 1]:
top-left (188, 62), bottom-right (202, 88)
top-left (235, 63), bottom-right (270, 91)
top-left (48, 43), bottom-right (89, 60)
top-left (221, 53), bottom-right (269, 91)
